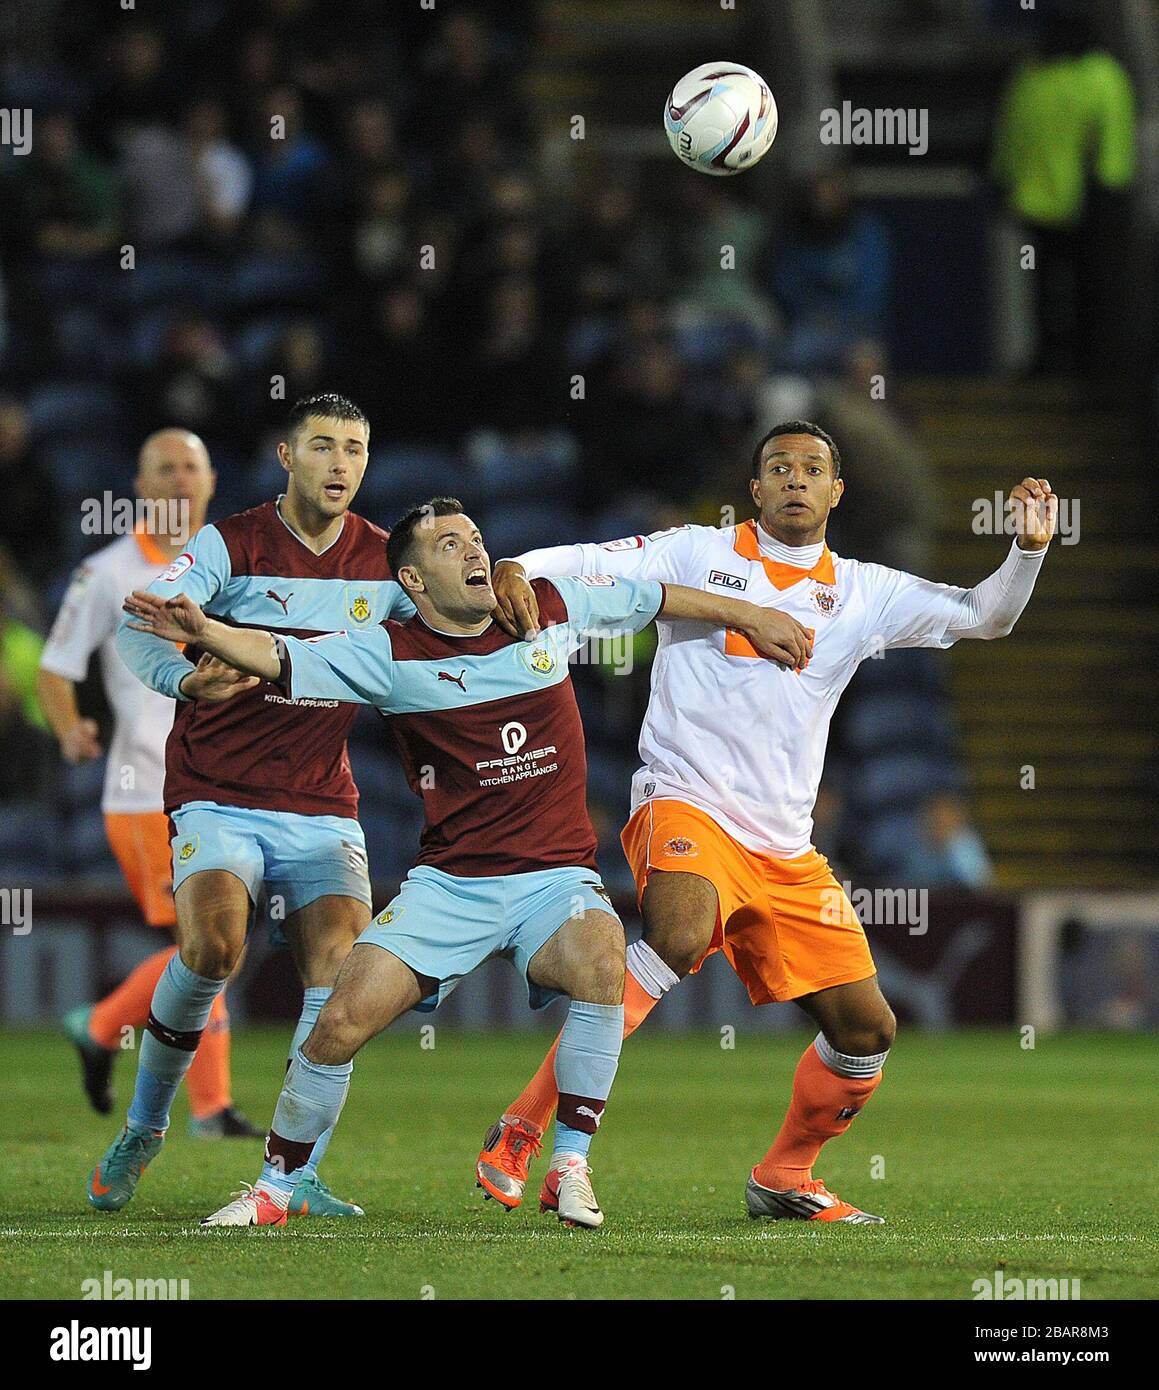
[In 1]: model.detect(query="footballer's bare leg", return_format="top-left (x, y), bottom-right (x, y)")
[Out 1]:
top-left (276, 895), bottom-right (375, 1217)
top-left (504, 909), bottom-right (626, 1228)
top-left (477, 872), bottom-right (716, 1208)
top-left (88, 871), bottom-right (250, 1211)
top-left (746, 975), bottom-right (894, 1225)
top-left (202, 944), bottom-right (433, 1228)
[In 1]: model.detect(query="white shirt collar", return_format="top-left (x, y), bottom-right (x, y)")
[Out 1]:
top-left (756, 521), bottom-right (824, 570)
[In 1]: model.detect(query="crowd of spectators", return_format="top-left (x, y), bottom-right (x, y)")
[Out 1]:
top-left (0, 0), bottom-right (980, 891)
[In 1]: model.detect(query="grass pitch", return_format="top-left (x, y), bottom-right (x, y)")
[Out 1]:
top-left (0, 1027), bottom-right (1154, 1300)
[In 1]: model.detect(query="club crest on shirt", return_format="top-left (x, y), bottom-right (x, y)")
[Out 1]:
top-left (177, 835), bottom-right (199, 863)
top-left (520, 643), bottom-right (557, 677)
top-left (810, 582), bottom-right (842, 618)
top-left (345, 586), bottom-right (376, 627)
top-left (662, 836), bottom-right (698, 858)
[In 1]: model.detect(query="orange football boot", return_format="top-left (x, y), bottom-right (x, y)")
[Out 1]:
top-left (476, 1115), bottom-right (543, 1210)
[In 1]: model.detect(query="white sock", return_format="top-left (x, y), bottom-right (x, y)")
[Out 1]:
top-left (626, 939), bottom-right (680, 999)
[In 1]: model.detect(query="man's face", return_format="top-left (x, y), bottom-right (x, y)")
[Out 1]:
top-left (402, 513), bottom-right (494, 622)
top-left (135, 432), bottom-right (216, 533)
top-left (750, 433), bottom-right (843, 543)
top-left (279, 415), bottom-right (369, 519)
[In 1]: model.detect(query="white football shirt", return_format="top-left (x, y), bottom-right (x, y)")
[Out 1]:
top-left (517, 520), bottom-right (1043, 858)
top-left (40, 530), bottom-right (179, 813)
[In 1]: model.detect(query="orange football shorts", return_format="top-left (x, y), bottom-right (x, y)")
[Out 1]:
top-left (621, 798), bottom-right (875, 1004)
top-left (104, 811), bottom-right (177, 929)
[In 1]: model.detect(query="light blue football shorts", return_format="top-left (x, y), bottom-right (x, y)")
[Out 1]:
top-left (358, 864), bottom-right (621, 1011)
top-left (170, 801), bottom-right (373, 943)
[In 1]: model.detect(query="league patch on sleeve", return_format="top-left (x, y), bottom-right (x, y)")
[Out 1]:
top-left (600, 536), bottom-right (644, 552)
top-left (578, 574), bottom-right (615, 586)
top-left (160, 552), bottom-right (194, 583)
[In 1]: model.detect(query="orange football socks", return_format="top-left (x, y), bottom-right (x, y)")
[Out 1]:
top-left (87, 944), bottom-right (232, 1118)
top-left (506, 942), bottom-right (676, 1132)
top-left (754, 1038), bottom-right (885, 1190)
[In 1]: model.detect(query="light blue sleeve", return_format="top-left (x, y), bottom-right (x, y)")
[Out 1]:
top-left (114, 524), bottom-right (232, 700)
top-left (383, 581), bottom-right (416, 621)
top-left (547, 575), bottom-right (664, 645)
top-left (278, 625), bottom-right (395, 708)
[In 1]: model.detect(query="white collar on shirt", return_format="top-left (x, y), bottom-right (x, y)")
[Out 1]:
top-left (755, 521), bottom-right (824, 571)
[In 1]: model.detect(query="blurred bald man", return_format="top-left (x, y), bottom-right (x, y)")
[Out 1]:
top-left (38, 429), bottom-right (261, 1136)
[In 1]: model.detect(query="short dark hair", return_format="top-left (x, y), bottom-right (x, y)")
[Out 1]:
top-left (751, 420), bottom-right (841, 478)
top-left (286, 393), bottom-right (369, 441)
top-left (386, 496), bottom-right (465, 576)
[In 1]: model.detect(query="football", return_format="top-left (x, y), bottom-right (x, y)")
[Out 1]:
top-left (663, 61), bottom-right (778, 175)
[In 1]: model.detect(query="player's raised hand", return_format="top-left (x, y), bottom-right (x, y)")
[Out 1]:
top-left (491, 560), bottom-right (540, 640)
top-left (60, 716), bottom-right (102, 763)
top-left (744, 608), bottom-right (814, 670)
top-left (180, 653), bottom-right (261, 703)
top-left (1009, 477), bottom-right (1057, 551)
top-left (123, 590), bottom-right (207, 644)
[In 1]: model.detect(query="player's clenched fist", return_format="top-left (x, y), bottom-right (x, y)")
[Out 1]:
top-left (1009, 477), bottom-right (1057, 552)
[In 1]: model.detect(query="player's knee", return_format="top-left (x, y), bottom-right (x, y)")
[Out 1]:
top-left (180, 930), bottom-right (242, 981)
top-left (306, 1001), bottom-right (360, 1065)
top-left (647, 920), bottom-right (709, 978)
top-left (830, 1005), bottom-right (896, 1058)
top-left (568, 918), bottom-right (626, 1004)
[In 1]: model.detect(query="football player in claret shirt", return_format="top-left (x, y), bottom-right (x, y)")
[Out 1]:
top-left (122, 496), bottom-right (814, 1228)
top-left (86, 394), bottom-right (414, 1218)
top-left (480, 420), bottom-right (1055, 1225)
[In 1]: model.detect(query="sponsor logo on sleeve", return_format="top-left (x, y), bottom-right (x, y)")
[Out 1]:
top-left (160, 552), bottom-right (194, 583)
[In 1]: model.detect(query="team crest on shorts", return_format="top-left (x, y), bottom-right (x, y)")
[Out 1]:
top-left (810, 582), bottom-right (841, 618)
top-left (177, 836), bottom-right (199, 863)
top-left (345, 586), bottom-right (377, 627)
top-left (375, 906), bottom-right (400, 926)
top-left (662, 836), bottom-right (698, 858)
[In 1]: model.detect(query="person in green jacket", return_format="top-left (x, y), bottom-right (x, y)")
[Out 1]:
top-left (991, 12), bottom-right (1137, 373)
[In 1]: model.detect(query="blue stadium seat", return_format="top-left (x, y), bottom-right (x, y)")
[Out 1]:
top-left (0, 801), bottom-right (62, 866)
top-left (57, 758), bottom-right (107, 811)
top-left (227, 254), bottom-right (324, 312)
top-left (843, 692), bottom-right (954, 756)
top-left (114, 254), bottom-right (223, 313)
top-left (62, 807), bottom-right (119, 874)
top-left (357, 447), bottom-right (464, 519)
top-left (848, 751), bottom-right (959, 811)
top-left (476, 502), bottom-right (581, 562)
top-left (41, 440), bottom-right (129, 494)
top-left (856, 809), bottom-right (923, 877)
top-left (465, 429), bottom-right (579, 501)
top-left (27, 381), bottom-right (122, 440)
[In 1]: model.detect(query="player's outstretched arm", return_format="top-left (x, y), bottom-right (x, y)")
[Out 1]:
top-left (946, 477), bottom-right (1055, 641)
top-left (659, 583), bottom-right (814, 670)
top-left (123, 590), bottom-right (278, 684)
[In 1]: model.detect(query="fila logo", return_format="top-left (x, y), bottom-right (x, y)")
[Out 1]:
top-left (266, 588), bottom-right (293, 614)
top-left (709, 570), bottom-right (747, 591)
top-left (437, 669), bottom-right (467, 692)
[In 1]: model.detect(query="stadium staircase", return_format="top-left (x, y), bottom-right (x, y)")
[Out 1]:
top-left (899, 379), bottom-right (1159, 890)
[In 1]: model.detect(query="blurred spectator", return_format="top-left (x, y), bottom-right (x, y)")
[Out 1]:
top-left (675, 178), bottom-right (777, 334)
top-left (0, 564), bottom-right (49, 799)
top-left (766, 167), bottom-right (893, 374)
top-left (0, 398), bottom-right (59, 589)
top-left (351, 280), bottom-right (450, 445)
top-left (184, 98), bottom-right (253, 246)
top-left (249, 86), bottom-right (331, 229)
top-left (138, 314), bottom-right (238, 442)
top-left (817, 340), bottom-right (937, 574)
top-left (898, 792), bottom-right (994, 888)
top-left (990, 10), bottom-right (1136, 373)
top-left (7, 111), bottom-right (119, 262)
